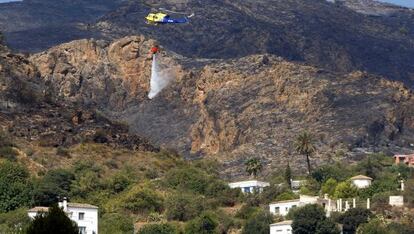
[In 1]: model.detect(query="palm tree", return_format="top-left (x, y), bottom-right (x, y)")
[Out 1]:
top-left (294, 131), bottom-right (316, 175)
top-left (245, 158), bottom-right (263, 178)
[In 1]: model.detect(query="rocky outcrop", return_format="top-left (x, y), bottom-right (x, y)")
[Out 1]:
top-left (30, 36), bottom-right (183, 111)
top-left (0, 38), bottom-right (158, 154)
top-left (26, 36), bottom-right (414, 177)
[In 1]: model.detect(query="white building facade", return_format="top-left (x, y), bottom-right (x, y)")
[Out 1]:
top-left (269, 195), bottom-right (320, 216)
top-left (228, 180), bottom-right (270, 193)
top-left (28, 200), bottom-right (98, 234)
top-left (350, 175), bottom-right (372, 189)
top-left (270, 220), bottom-right (293, 234)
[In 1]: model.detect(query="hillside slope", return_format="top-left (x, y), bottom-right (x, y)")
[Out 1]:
top-left (28, 36), bottom-right (414, 177)
top-left (0, 0), bottom-right (413, 86)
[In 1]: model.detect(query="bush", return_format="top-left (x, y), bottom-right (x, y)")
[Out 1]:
top-left (291, 204), bottom-right (340, 234)
top-left (242, 210), bottom-right (273, 234)
top-left (56, 147), bottom-right (70, 157)
top-left (275, 191), bottom-right (298, 201)
top-left (165, 193), bottom-right (204, 221)
top-left (185, 212), bottom-right (219, 234)
top-left (0, 161), bottom-right (32, 212)
top-left (99, 213), bottom-right (134, 234)
top-left (0, 146), bottom-right (18, 161)
top-left (109, 171), bottom-right (134, 194)
top-left (335, 208), bottom-right (373, 234)
top-left (139, 223), bottom-right (178, 234)
top-left (312, 163), bottom-right (350, 183)
top-left (164, 167), bottom-right (210, 194)
top-left (27, 205), bottom-right (78, 234)
top-left (33, 169), bottom-right (75, 206)
top-left (333, 182), bottom-right (358, 199)
top-left (356, 218), bottom-right (389, 234)
top-left (321, 178), bottom-right (338, 197)
top-left (259, 184), bottom-right (289, 204)
top-left (147, 212), bottom-right (164, 222)
top-left (0, 208), bottom-right (31, 233)
top-left (299, 178), bottom-right (320, 196)
top-left (122, 187), bottom-right (164, 214)
top-left (205, 180), bottom-right (239, 206)
top-left (235, 204), bottom-right (260, 220)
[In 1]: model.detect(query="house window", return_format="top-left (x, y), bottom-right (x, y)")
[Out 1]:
top-left (243, 187), bottom-right (250, 193)
top-left (79, 212), bottom-right (85, 220)
top-left (274, 207), bottom-right (280, 214)
top-left (292, 205), bottom-right (297, 208)
top-left (79, 227), bottom-right (86, 234)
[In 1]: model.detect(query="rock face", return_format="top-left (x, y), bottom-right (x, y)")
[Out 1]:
top-left (0, 38), bottom-right (158, 154)
top-left (27, 36), bottom-right (414, 177)
top-left (1, 0), bottom-right (413, 87)
top-left (30, 36), bottom-right (183, 111)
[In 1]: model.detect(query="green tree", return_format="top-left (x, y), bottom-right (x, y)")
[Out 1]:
top-left (299, 178), bottom-right (320, 196)
top-left (316, 219), bottom-right (341, 234)
top-left (99, 213), bottom-right (134, 234)
top-left (139, 223), bottom-right (178, 234)
top-left (333, 182), bottom-right (358, 199)
top-left (275, 191), bottom-right (298, 201)
top-left (336, 208), bottom-right (373, 234)
top-left (26, 204), bottom-right (78, 234)
top-left (166, 193), bottom-right (204, 221)
top-left (242, 210), bottom-right (273, 234)
top-left (356, 218), bottom-right (389, 234)
top-left (33, 169), bottom-right (75, 206)
top-left (403, 178), bottom-right (414, 207)
top-left (122, 187), bottom-right (164, 214)
top-left (321, 178), bottom-right (338, 197)
top-left (185, 212), bottom-right (218, 234)
top-left (285, 162), bottom-right (292, 188)
top-left (0, 161), bottom-right (32, 212)
top-left (0, 208), bottom-right (31, 233)
top-left (291, 204), bottom-right (339, 234)
top-left (311, 163), bottom-right (350, 183)
top-left (165, 167), bottom-right (210, 194)
top-left (294, 131), bottom-right (316, 174)
top-left (245, 158), bottom-right (263, 178)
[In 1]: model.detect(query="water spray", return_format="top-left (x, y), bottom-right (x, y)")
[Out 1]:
top-left (148, 53), bottom-right (174, 99)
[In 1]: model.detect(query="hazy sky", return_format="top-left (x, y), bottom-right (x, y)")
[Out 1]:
top-left (0, 0), bottom-right (21, 3)
top-left (378, 0), bottom-right (414, 7)
top-left (0, 0), bottom-right (413, 8)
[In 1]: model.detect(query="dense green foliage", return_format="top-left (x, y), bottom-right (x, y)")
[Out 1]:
top-left (242, 210), bottom-right (273, 234)
top-left (335, 208), bottom-right (373, 234)
top-left (139, 223), bottom-right (178, 234)
top-left (121, 187), bottom-right (164, 214)
top-left (26, 205), bottom-right (78, 234)
top-left (99, 213), bottom-right (134, 234)
top-left (291, 204), bottom-right (340, 234)
top-left (184, 212), bottom-right (219, 234)
top-left (33, 169), bottom-right (75, 206)
top-left (0, 161), bottom-right (32, 212)
top-left (165, 193), bottom-right (205, 221)
top-left (0, 208), bottom-right (31, 233)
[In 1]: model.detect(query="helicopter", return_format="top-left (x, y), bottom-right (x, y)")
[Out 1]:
top-left (145, 8), bottom-right (194, 25)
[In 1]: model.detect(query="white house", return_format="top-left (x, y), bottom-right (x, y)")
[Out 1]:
top-left (350, 175), bottom-right (372, 189)
top-left (228, 180), bottom-right (270, 193)
top-left (270, 220), bottom-right (293, 234)
top-left (291, 180), bottom-right (306, 193)
top-left (269, 195), bottom-right (319, 216)
top-left (28, 199), bottom-right (98, 234)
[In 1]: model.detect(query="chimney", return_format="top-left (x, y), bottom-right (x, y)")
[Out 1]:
top-left (62, 197), bottom-right (68, 212)
top-left (324, 194), bottom-right (328, 199)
